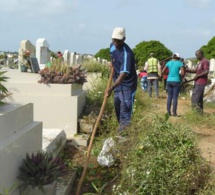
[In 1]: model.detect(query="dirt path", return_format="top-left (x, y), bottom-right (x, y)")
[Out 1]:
top-left (148, 92), bottom-right (215, 169)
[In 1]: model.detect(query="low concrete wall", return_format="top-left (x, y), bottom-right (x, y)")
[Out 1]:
top-left (3, 69), bottom-right (86, 138)
top-left (0, 103), bottom-right (42, 195)
top-left (0, 103), bottom-right (33, 142)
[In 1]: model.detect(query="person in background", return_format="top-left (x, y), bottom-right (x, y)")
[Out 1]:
top-left (144, 53), bottom-right (161, 98)
top-left (162, 53), bottom-right (185, 116)
top-left (160, 60), bottom-right (168, 92)
top-left (106, 27), bottom-right (137, 133)
top-left (179, 57), bottom-right (187, 93)
top-left (24, 50), bottom-right (31, 56)
top-left (186, 50), bottom-right (209, 113)
top-left (139, 70), bottom-right (148, 92)
top-left (57, 51), bottom-right (63, 58)
top-left (180, 58), bottom-right (186, 78)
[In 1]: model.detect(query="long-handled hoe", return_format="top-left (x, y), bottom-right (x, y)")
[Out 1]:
top-left (76, 67), bottom-right (114, 195)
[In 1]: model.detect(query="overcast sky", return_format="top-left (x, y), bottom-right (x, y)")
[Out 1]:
top-left (0, 0), bottom-right (214, 58)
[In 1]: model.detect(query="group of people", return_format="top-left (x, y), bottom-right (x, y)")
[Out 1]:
top-left (106, 27), bottom-right (209, 134)
top-left (140, 51), bottom-right (209, 117)
top-left (138, 54), bottom-right (169, 94)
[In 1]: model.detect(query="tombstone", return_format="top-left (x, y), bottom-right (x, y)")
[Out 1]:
top-left (102, 59), bottom-right (107, 65)
top-left (63, 50), bottom-right (71, 64)
top-left (70, 52), bottom-right (76, 66)
top-left (97, 57), bottom-right (102, 64)
top-left (36, 38), bottom-right (50, 69)
top-left (210, 59), bottom-right (215, 72)
top-left (29, 57), bottom-right (40, 73)
top-left (76, 54), bottom-right (83, 65)
top-left (19, 40), bottom-right (36, 58)
top-left (6, 59), bottom-right (14, 68)
top-left (93, 58), bottom-right (97, 62)
top-left (18, 40), bottom-right (36, 70)
top-left (6, 59), bottom-right (9, 67)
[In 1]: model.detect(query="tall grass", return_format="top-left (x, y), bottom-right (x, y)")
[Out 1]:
top-left (184, 107), bottom-right (215, 129)
top-left (82, 59), bottom-right (110, 78)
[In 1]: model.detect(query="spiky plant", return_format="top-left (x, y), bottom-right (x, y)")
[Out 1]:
top-left (18, 151), bottom-right (67, 193)
top-left (0, 67), bottom-right (10, 106)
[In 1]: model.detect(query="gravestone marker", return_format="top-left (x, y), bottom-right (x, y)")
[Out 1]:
top-left (70, 52), bottom-right (76, 66)
top-left (210, 59), bottom-right (215, 72)
top-left (18, 40), bottom-right (36, 71)
top-left (29, 57), bottom-right (40, 73)
top-left (76, 54), bottom-right (82, 65)
top-left (36, 38), bottom-right (50, 69)
top-left (63, 50), bottom-right (70, 64)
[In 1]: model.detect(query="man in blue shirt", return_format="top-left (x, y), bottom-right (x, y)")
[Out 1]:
top-left (106, 27), bottom-right (137, 133)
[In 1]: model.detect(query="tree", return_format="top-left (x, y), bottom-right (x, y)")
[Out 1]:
top-left (50, 50), bottom-right (58, 59)
top-left (132, 40), bottom-right (172, 66)
top-left (200, 36), bottom-right (215, 59)
top-left (94, 48), bottom-right (110, 61)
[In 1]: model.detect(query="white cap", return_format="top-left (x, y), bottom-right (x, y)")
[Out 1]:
top-left (173, 53), bottom-right (180, 58)
top-left (112, 27), bottom-right (126, 40)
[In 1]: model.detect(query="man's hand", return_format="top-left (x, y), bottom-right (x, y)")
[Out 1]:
top-left (108, 62), bottom-right (113, 69)
top-left (182, 78), bottom-right (187, 83)
top-left (185, 65), bottom-right (190, 73)
top-left (105, 87), bottom-right (113, 97)
top-left (194, 75), bottom-right (199, 81)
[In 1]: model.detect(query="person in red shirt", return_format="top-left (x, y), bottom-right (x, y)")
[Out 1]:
top-left (186, 50), bottom-right (209, 113)
top-left (57, 51), bottom-right (63, 58)
top-left (161, 60), bottom-right (168, 92)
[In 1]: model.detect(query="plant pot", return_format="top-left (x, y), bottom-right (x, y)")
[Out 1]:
top-left (22, 181), bottom-right (57, 195)
top-left (20, 65), bottom-right (28, 72)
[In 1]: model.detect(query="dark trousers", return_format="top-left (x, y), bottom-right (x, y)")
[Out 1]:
top-left (167, 81), bottom-right (180, 115)
top-left (191, 84), bottom-right (205, 113)
top-left (147, 79), bottom-right (159, 98)
top-left (114, 90), bottom-right (136, 132)
top-left (163, 79), bottom-right (167, 91)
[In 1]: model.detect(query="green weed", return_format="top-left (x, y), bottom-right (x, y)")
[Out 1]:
top-left (184, 108), bottom-right (215, 129)
top-left (112, 115), bottom-right (211, 195)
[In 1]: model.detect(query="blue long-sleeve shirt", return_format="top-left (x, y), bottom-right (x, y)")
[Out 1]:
top-left (110, 43), bottom-right (137, 91)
